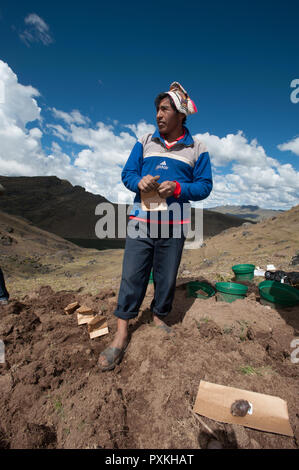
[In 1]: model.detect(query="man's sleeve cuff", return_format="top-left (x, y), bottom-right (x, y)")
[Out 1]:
top-left (173, 181), bottom-right (181, 199)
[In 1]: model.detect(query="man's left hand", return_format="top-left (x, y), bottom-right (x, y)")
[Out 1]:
top-left (157, 181), bottom-right (176, 198)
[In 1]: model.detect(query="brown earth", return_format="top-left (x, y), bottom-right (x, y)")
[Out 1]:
top-left (0, 205), bottom-right (299, 449)
top-left (0, 279), bottom-right (298, 449)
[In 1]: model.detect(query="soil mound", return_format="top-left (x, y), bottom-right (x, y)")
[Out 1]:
top-left (0, 283), bottom-right (298, 449)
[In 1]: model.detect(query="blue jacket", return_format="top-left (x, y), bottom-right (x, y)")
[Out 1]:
top-left (122, 127), bottom-right (213, 222)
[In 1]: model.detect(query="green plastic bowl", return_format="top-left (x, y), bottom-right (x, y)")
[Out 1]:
top-left (232, 264), bottom-right (255, 281)
top-left (187, 281), bottom-right (215, 299)
top-left (259, 280), bottom-right (299, 308)
top-left (215, 282), bottom-right (248, 303)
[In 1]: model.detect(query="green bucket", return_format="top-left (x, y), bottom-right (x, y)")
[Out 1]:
top-left (215, 282), bottom-right (248, 303)
top-left (259, 280), bottom-right (299, 308)
top-left (232, 264), bottom-right (255, 281)
top-left (187, 281), bottom-right (215, 299)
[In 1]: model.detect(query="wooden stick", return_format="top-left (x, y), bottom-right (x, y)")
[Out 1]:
top-left (164, 391), bottom-right (172, 406)
top-left (189, 406), bottom-right (218, 438)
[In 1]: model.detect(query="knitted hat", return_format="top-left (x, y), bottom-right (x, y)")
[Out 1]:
top-left (166, 82), bottom-right (197, 116)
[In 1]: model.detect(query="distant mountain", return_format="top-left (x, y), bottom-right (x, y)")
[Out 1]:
top-left (208, 204), bottom-right (284, 221)
top-left (0, 176), bottom-right (109, 239)
top-left (0, 176), bottom-right (254, 246)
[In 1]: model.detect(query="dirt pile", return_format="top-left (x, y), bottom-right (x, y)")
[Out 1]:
top-left (0, 281), bottom-right (298, 449)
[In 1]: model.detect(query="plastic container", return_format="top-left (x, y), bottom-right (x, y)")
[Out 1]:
top-left (232, 264), bottom-right (255, 281)
top-left (187, 281), bottom-right (215, 299)
top-left (259, 280), bottom-right (299, 308)
top-left (215, 282), bottom-right (248, 303)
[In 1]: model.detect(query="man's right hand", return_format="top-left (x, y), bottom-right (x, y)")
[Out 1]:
top-left (138, 175), bottom-right (160, 193)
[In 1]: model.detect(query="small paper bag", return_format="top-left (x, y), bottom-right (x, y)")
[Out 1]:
top-left (141, 190), bottom-right (168, 211)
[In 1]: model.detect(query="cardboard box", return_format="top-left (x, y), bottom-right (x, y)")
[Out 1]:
top-left (193, 380), bottom-right (293, 436)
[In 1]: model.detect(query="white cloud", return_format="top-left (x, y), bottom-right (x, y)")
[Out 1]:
top-left (277, 136), bottom-right (299, 156)
top-left (125, 120), bottom-right (155, 139)
top-left (0, 61), bottom-right (41, 130)
top-left (0, 60), bottom-right (44, 175)
top-left (47, 119), bottom-right (139, 202)
top-left (46, 123), bottom-right (70, 140)
top-left (196, 130), bottom-right (272, 168)
top-left (19, 13), bottom-right (54, 47)
top-left (0, 60), bottom-right (77, 180)
top-left (0, 59), bottom-right (138, 204)
top-left (51, 107), bottom-right (91, 126)
top-left (195, 131), bottom-right (299, 210)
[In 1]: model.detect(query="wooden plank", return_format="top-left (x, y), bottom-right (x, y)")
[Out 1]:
top-left (77, 312), bottom-right (95, 325)
top-left (77, 305), bottom-right (94, 315)
top-left (89, 326), bottom-right (109, 339)
top-left (64, 301), bottom-right (80, 314)
top-left (88, 314), bottom-right (109, 339)
top-left (88, 314), bottom-right (106, 331)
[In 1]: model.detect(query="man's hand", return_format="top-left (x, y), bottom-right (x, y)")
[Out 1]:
top-left (138, 175), bottom-right (160, 193)
top-left (157, 181), bottom-right (176, 198)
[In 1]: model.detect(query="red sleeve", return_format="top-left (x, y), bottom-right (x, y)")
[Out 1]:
top-left (173, 180), bottom-right (181, 199)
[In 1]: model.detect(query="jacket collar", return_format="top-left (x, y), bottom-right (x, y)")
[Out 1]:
top-left (152, 126), bottom-right (194, 147)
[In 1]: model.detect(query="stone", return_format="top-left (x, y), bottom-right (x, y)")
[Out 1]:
top-left (246, 327), bottom-right (255, 340)
top-left (203, 259), bottom-right (213, 267)
top-left (290, 254), bottom-right (299, 266)
top-left (0, 235), bottom-right (14, 246)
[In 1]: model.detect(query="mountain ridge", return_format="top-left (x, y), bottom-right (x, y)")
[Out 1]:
top-left (208, 204), bottom-right (284, 221)
top-left (0, 175), bottom-right (255, 242)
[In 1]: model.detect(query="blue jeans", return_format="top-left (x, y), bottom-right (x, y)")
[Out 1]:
top-left (114, 222), bottom-right (186, 320)
top-left (0, 267), bottom-right (9, 300)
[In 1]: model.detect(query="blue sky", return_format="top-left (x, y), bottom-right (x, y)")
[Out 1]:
top-left (0, 0), bottom-right (299, 209)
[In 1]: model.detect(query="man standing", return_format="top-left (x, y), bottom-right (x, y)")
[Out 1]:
top-left (0, 267), bottom-right (9, 305)
top-left (0, 183), bottom-right (10, 305)
top-left (98, 82), bottom-right (213, 371)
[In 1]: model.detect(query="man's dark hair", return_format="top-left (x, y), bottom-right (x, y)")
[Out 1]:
top-left (155, 92), bottom-right (187, 125)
